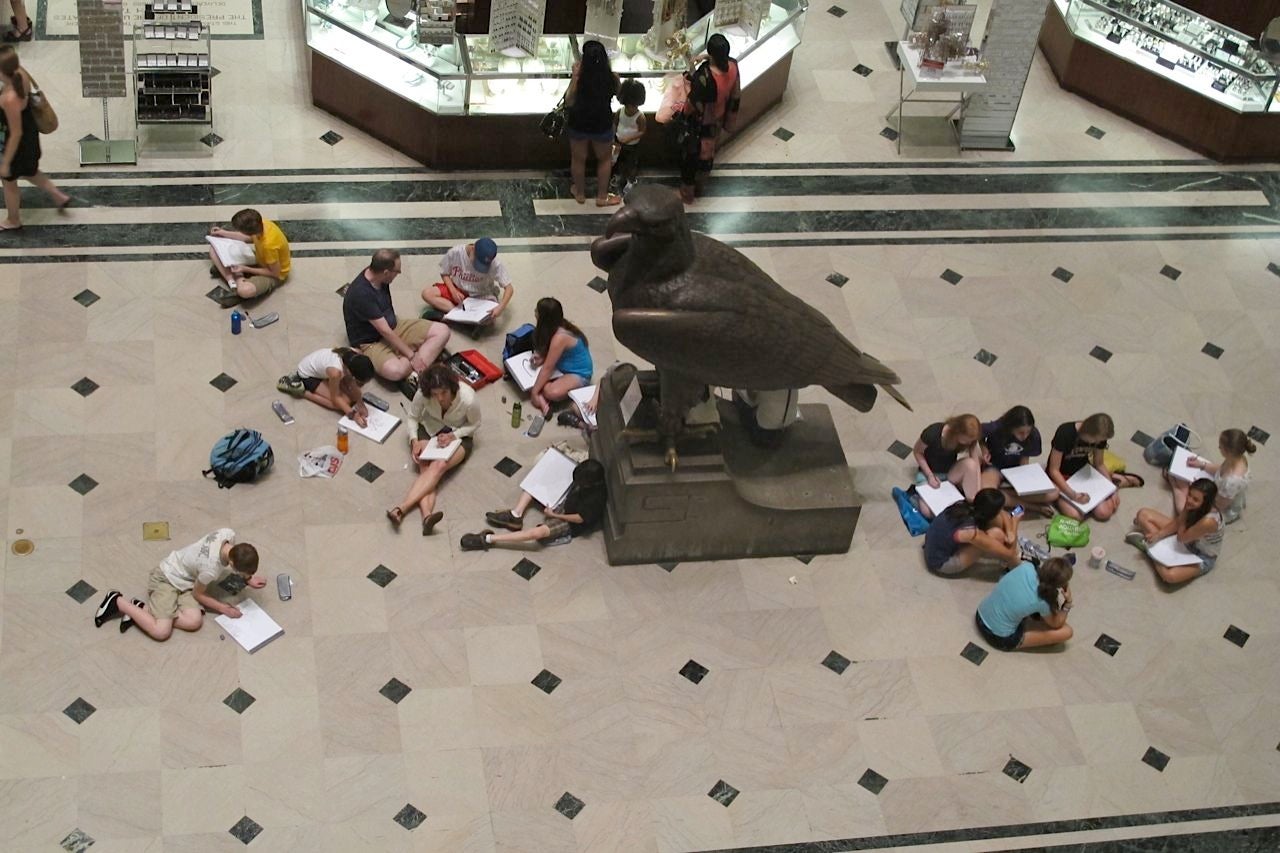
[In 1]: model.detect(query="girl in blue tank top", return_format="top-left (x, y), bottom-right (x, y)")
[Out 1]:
top-left (529, 297), bottom-right (593, 415)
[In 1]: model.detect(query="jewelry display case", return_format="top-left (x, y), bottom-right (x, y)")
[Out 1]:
top-left (304, 0), bottom-right (807, 168)
top-left (1040, 0), bottom-right (1280, 160)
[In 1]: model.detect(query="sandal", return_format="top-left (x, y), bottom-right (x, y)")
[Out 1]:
top-left (1112, 472), bottom-right (1145, 489)
top-left (422, 510), bottom-right (443, 536)
top-left (386, 507), bottom-right (404, 527)
top-left (2, 17), bottom-right (32, 43)
top-left (595, 194), bottom-right (622, 207)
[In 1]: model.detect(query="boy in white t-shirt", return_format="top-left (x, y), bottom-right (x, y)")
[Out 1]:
top-left (277, 346), bottom-right (376, 425)
top-left (421, 237), bottom-right (514, 323)
top-left (94, 529), bottom-right (264, 640)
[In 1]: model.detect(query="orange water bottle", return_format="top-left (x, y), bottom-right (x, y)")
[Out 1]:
top-left (337, 425), bottom-right (349, 455)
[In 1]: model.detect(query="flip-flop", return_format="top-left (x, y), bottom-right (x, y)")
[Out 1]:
top-left (0, 222), bottom-right (22, 231)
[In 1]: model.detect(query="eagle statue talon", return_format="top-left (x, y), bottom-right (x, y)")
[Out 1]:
top-left (590, 185), bottom-right (910, 457)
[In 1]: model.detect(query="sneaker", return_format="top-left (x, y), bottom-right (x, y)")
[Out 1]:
top-left (557, 411), bottom-right (583, 429)
top-left (276, 374), bottom-right (305, 398)
top-left (399, 372), bottom-right (419, 400)
top-left (1124, 531), bottom-right (1149, 553)
top-left (460, 530), bottom-right (492, 551)
top-left (420, 306), bottom-right (446, 321)
top-left (94, 590), bottom-right (122, 627)
top-left (1018, 536), bottom-right (1050, 563)
top-left (120, 598), bottom-right (145, 633)
top-left (485, 509), bottom-right (523, 531)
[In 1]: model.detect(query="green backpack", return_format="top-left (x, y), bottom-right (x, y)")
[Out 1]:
top-left (1046, 514), bottom-right (1090, 548)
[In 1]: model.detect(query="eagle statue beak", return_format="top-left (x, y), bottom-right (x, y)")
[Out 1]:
top-left (590, 204), bottom-right (642, 273)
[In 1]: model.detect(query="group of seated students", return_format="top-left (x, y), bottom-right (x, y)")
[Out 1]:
top-left (270, 245), bottom-right (599, 540)
top-left (914, 406), bottom-right (1254, 653)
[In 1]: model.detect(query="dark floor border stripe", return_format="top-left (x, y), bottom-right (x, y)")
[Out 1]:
top-left (693, 800), bottom-right (1280, 853)
top-left (48, 158), bottom-right (1229, 182)
top-left (5, 227), bottom-right (1280, 265)
top-left (1005, 824), bottom-right (1280, 853)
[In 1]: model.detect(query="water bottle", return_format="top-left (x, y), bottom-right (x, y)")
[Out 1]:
top-left (230, 310), bottom-right (242, 335)
top-left (511, 400), bottom-right (522, 428)
top-left (337, 425), bottom-right (349, 455)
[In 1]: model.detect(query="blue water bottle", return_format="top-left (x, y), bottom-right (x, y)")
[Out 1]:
top-left (230, 310), bottom-right (242, 335)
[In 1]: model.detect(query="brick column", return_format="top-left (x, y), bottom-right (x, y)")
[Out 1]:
top-left (78, 0), bottom-right (128, 99)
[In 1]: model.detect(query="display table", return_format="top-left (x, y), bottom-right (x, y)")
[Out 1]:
top-left (1039, 0), bottom-right (1280, 161)
top-left (303, 0), bottom-right (808, 169)
top-left (888, 42), bottom-right (988, 153)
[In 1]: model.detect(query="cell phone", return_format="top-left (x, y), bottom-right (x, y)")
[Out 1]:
top-left (1011, 505), bottom-right (1024, 517)
top-left (276, 573), bottom-right (292, 601)
top-left (1172, 423), bottom-right (1191, 446)
top-left (248, 311), bottom-right (279, 328)
top-left (527, 414), bottom-right (545, 437)
top-left (363, 392), bottom-right (390, 411)
top-left (272, 400), bottom-right (294, 424)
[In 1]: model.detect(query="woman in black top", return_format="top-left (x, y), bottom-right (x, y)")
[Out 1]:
top-left (460, 459), bottom-right (607, 550)
top-left (0, 46), bottom-right (70, 229)
top-left (565, 40), bottom-right (621, 207)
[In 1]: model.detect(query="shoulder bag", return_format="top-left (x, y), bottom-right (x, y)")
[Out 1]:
top-left (27, 73), bottom-right (58, 134)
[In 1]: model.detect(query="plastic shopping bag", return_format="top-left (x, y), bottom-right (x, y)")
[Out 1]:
top-left (298, 446), bottom-right (344, 478)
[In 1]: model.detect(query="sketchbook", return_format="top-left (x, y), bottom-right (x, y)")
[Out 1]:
top-left (1063, 465), bottom-right (1118, 515)
top-left (915, 480), bottom-right (964, 517)
top-left (1000, 464), bottom-right (1056, 496)
top-left (215, 599), bottom-right (284, 653)
top-left (568, 385), bottom-right (598, 428)
top-left (1147, 535), bottom-right (1203, 567)
top-left (417, 437), bottom-right (463, 461)
top-left (505, 351), bottom-right (561, 393)
top-left (443, 297), bottom-right (499, 324)
top-left (1167, 447), bottom-right (1201, 483)
top-left (519, 447), bottom-right (578, 510)
top-left (205, 235), bottom-right (256, 268)
top-left (339, 407), bottom-right (401, 444)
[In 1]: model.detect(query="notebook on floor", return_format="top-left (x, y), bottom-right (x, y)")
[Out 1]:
top-left (215, 599), bottom-right (284, 653)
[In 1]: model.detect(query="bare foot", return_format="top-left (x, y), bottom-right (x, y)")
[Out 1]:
top-left (596, 194), bottom-right (621, 207)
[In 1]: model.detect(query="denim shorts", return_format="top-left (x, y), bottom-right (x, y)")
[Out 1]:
top-left (568, 127), bottom-right (615, 143)
top-left (975, 611), bottom-right (1023, 651)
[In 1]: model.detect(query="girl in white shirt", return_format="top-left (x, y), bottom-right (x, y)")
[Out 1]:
top-left (1170, 428), bottom-right (1253, 524)
top-left (387, 364), bottom-right (481, 535)
top-left (279, 347), bottom-right (374, 425)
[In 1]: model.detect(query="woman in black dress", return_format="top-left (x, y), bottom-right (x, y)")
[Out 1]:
top-left (0, 46), bottom-right (69, 230)
top-left (564, 39), bottom-right (621, 207)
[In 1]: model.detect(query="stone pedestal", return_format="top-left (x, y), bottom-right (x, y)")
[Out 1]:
top-left (590, 366), bottom-right (859, 565)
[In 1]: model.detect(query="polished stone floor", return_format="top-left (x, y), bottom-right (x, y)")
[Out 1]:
top-left (1, 2), bottom-right (1278, 852)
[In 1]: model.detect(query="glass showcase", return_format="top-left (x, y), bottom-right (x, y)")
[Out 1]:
top-left (1055, 0), bottom-right (1280, 112)
top-left (303, 0), bottom-right (808, 116)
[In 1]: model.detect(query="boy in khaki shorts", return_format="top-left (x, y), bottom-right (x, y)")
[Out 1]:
top-left (94, 529), bottom-right (264, 640)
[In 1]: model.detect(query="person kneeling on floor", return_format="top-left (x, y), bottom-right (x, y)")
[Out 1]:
top-left (278, 346), bottom-right (375, 426)
top-left (209, 208), bottom-right (291, 299)
top-left (94, 529), bottom-right (264, 641)
top-left (461, 459), bottom-right (607, 550)
top-left (975, 556), bottom-right (1074, 651)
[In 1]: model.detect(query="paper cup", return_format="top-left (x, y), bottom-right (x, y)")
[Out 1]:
top-left (1089, 546), bottom-right (1106, 568)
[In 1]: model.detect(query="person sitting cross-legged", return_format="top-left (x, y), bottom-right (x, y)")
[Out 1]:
top-left (461, 459), bottom-right (606, 550)
top-left (208, 208), bottom-right (290, 299)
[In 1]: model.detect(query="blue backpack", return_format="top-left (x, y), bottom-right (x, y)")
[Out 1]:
top-left (892, 487), bottom-right (930, 537)
top-left (204, 428), bottom-right (273, 489)
top-left (503, 323), bottom-right (535, 364)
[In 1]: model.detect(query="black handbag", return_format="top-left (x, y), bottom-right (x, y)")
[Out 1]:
top-left (540, 96), bottom-right (567, 139)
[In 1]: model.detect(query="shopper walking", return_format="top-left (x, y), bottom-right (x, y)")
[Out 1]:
top-left (0, 46), bottom-right (69, 230)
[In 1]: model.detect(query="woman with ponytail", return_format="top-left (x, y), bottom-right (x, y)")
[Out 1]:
top-left (0, 45), bottom-right (70, 229)
top-left (922, 488), bottom-right (1020, 575)
top-left (1168, 428), bottom-right (1252, 523)
top-left (1127, 478), bottom-right (1224, 584)
top-left (975, 557), bottom-right (1074, 651)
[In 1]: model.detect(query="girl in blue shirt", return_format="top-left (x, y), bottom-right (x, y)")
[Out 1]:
top-left (530, 297), bottom-right (593, 415)
top-left (975, 557), bottom-right (1074, 651)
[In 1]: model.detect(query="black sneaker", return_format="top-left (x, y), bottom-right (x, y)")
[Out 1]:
top-left (94, 590), bottom-right (122, 627)
top-left (485, 509), bottom-right (523, 531)
top-left (557, 411), bottom-right (583, 429)
top-left (120, 599), bottom-right (145, 633)
top-left (399, 372), bottom-right (419, 400)
top-left (420, 306), bottom-right (446, 322)
top-left (209, 263), bottom-right (223, 279)
top-left (460, 530), bottom-right (492, 551)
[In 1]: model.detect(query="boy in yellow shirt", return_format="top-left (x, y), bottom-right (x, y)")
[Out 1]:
top-left (209, 208), bottom-right (291, 299)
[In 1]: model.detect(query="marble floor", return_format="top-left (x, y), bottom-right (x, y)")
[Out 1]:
top-left (1, 1), bottom-right (1279, 852)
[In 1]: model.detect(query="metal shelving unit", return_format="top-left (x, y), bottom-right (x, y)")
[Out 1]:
top-left (132, 4), bottom-right (214, 147)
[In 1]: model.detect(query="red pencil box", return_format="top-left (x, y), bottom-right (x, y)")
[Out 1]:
top-left (446, 350), bottom-right (503, 389)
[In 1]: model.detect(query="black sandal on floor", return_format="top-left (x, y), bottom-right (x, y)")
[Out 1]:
top-left (1112, 472), bottom-right (1145, 488)
top-left (386, 506), bottom-right (405, 527)
top-left (3, 17), bottom-right (32, 43)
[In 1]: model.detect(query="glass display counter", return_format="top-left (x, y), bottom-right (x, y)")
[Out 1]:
top-left (1041, 0), bottom-right (1280, 160)
top-left (303, 0), bottom-right (807, 166)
